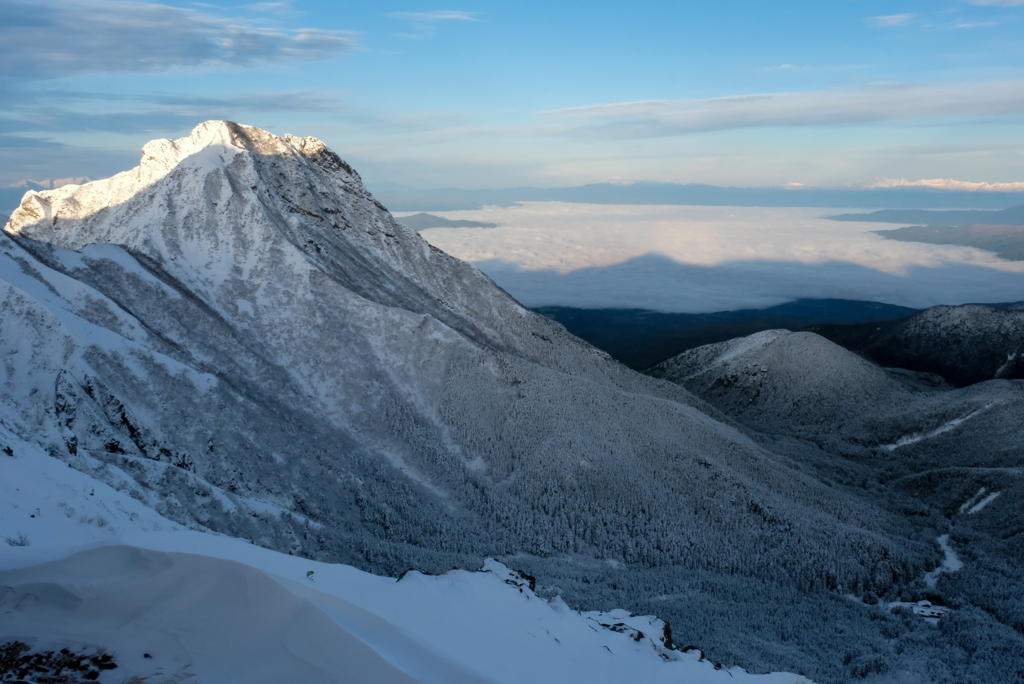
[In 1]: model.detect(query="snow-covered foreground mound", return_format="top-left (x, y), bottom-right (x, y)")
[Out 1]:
top-left (0, 433), bottom-right (809, 684)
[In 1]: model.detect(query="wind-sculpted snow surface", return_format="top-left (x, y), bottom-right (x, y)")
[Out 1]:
top-left (0, 121), bottom-right (972, 682)
top-left (0, 436), bottom-right (811, 684)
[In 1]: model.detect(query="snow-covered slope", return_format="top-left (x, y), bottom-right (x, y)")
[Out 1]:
top-left (0, 433), bottom-right (809, 684)
top-left (650, 329), bottom-right (1024, 684)
top-left (649, 329), bottom-right (1024, 459)
top-left (1, 121), bottom-right (974, 682)
top-left (1, 121), bottom-right (924, 587)
top-left (807, 303), bottom-right (1024, 387)
top-left (648, 330), bottom-right (917, 430)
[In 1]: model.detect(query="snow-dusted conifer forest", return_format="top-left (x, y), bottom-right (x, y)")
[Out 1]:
top-left (1, 122), bottom-right (1022, 683)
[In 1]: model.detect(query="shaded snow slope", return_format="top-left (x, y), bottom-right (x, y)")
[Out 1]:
top-left (650, 330), bottom-right (1024, 684)
top-left (807, 303), bottom-right (1024, 387)
top-left (648, 330), bottom-right (916, 430)
top-left (0, 122), bottom-right (954, 682)
top-left (650, 329), bottom-right (1024, 459)
top-left (0, 438), bottom-right (810, 684)
top-left (0, 121), bottom-right (924, 590)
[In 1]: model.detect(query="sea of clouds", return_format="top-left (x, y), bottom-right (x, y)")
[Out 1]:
top-left (409, 203), bottom-right (1024, 312)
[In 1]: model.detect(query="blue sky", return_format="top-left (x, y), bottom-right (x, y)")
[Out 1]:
top-left (2, 0), bottom-right (1023, 189)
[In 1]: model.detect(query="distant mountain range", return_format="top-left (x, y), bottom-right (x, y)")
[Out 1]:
top-left (874, 224), bottom-right (1024, 261)
top-left (366, 180), bottom-right (1024, 212)
top-left (8, 176), bottom-right (1020, 219)
top-left (1, 178), bottom-right (93, 219)
top-left (827, 205), bottom-right (1024, 226)
top-left (8, 177), bottom-right (92, 191)
top-left (828, 205), bottom-right (1024, 261)
top-left (396, 212), bottom-right (498, 230)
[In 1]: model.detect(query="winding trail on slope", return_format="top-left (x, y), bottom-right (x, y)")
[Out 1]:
top-left (882, 404), bottom-right (994, 451)
top-left (923, 535), bottom-right (963, 589)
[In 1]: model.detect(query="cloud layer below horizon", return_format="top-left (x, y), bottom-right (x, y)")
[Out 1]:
top-left (414, 203), bottom-right (1024, 312)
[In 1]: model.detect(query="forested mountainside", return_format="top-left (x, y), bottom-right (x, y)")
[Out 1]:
top-left (1, 121), bottom-right (1017, 683)
top-left (535, 299), bottom-right (918, 371)
top-left (806, 303), bottom-right (1024, 387)
top-left (651, 329), bottom-right (1024, 683)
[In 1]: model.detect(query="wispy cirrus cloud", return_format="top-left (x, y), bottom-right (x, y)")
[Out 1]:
top-left (387, 11), bottom-right (479, 21)
top-left (952, 20), bottom-right (998, 28)
top-left (0, 0), bottom-right (359, 82)
top-left (967, 0), bottom-right (1024, 5)
top-left (547, 81), bottom-right (1024, 138)
top-left (868, 13), bottom-right (915, 27)
top-left (0, 89), bottom-right (348, 137)
top-left (244, 1), bottom-right (298, 12)
top-left (387, 10), bottom-right (480, 39)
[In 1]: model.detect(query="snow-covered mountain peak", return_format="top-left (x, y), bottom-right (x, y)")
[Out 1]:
top-left (135, 120), bottom-right (348, 176)
top-left (3, 121), bottom-right (375, 251)
top-left (138, 120), bottom-right (245, 174)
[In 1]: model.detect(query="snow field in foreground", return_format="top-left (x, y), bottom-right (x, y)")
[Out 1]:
top-left (0, 433), bottom-right (811, 684)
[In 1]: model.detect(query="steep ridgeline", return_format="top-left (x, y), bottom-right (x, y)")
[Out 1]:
top-left (651, 331), bottom-right (1024, 684)
top-left (805, 303), bottom-right (1024, 387)
top-left (3, 122), bottom-right (936, 681)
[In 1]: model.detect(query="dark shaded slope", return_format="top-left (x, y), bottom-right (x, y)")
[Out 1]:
top-left (650, 327), bottom-right (1024, 684)
top-left (806, 303), bottom-right (1024, 387)
top-left (535, 299), bottom-right (918, 370)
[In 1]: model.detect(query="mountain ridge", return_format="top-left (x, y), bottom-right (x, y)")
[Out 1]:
top-left (5, 121), bottom-right (1020, 683)
top-left (805, 303), bottom-right (1024, 386)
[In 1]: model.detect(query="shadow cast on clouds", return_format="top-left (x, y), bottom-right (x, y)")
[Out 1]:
top-left (476, 253), bottom-right (1024, 313)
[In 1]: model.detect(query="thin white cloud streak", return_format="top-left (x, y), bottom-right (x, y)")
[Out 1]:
top-left (968, 0), bottom-right (1024, 5)
top-left (387, 11), bottom-right (479, 21)
top-left (952, 20), bottom-right (998, 28)
top-left (414, 203), bottom-right (1024, 312)
top-left (0, 0), bottom-right (359, 81)
top-left (861, 177), bottom-right (1024, 192)
top-left (869, 14), bottom-right (915, 27)
top-left (244, 1), bottom-right (297, 11)
top-left (547, 81), bottom-right (1024, 138)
